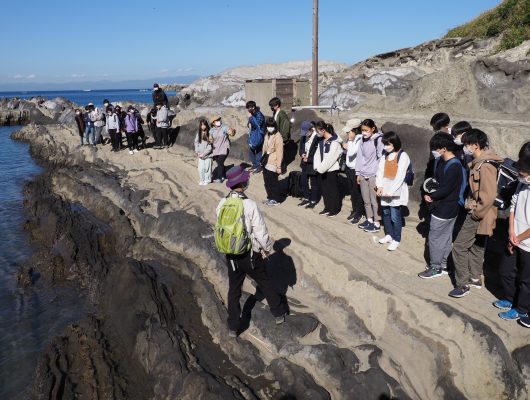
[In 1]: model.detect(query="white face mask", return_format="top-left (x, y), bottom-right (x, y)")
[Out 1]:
top-left (454, 137), bottom-right (462, 146)
top-left (362, 131), bottom-right (372, 139)
top-left (519, 176), bottom-right (530, 185)
top-left (463, 146), bottom-right (474, 156)
top-left (266, 127), bottom-right (275, 133)
top-left (384, 145), bottom-right (394, 153)
top-left (316, 130), bottom-right (324, 138)
top-left (154, 87), bottom-right (159, 91)
top-left (431, 150), bottom-right (441, 159)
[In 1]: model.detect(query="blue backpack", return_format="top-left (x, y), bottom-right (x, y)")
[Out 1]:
top-left (396, 151), bottom-right (415, 186)
top-left (434, 157), bottom-right (467, 206)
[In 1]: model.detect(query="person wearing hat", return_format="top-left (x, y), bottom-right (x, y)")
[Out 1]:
top-left (298, 121), bottom-right (322, 209)
top-left (216, 165), bottom-right (288, 337)
top-left (210, 116), bottom-right (231, 182)
top-left (152, 83), bottom-right (168, 107)
top-left (342, 118), bottom-right (365, 224)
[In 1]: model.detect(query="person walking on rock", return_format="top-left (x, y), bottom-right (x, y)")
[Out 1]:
top-left (449, 129), bottom-right (503, 298)
top-left (93, 105), bottom-right (106, 144)
top-left (246, 100), bottom-right (265, 173)
top-left (261, 117), bottom-right (284, 206)
top-left (84, 103), bottom-right (97, 145)
top-left (194, 119), bottom-right (213, 185)
top-left (215, 165), bottom-right (288, 337)
top-left (210, 116), bottom-right (231, 183)
top-left (74, 109), bottom-right (85, 146)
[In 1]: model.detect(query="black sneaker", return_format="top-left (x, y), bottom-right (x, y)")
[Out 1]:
top-left (319, 209), bottom-right (329, 216)
top-left (275, 314), bottom-right (286, 325)
top-left (327, 211), bottom-right (339, 218)
top-left (448, 286), bottom-right (470, 298)
top-left (350, 214), bottom-right (364, 224)
top-left (346, 212), bottom-right (356, 221)
top-left (306, 202), bottom-right (317, 209)
top-left (418, 268), bottom-right (443, 279)
top-left (298, 199), bottom-right (310, 207)
top-left (364, 222), bottom-right (381, 233)
top-left (358, 220), bottom-right (371, 230)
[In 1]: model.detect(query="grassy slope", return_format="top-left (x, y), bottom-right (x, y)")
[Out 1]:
top-left (445, 0), bottom-right (530, 50)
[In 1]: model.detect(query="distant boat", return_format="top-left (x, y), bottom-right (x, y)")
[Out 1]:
top-left (82, 89), bottom-right (91, 92)
top-left (139, 89), bottom-right (148, 92)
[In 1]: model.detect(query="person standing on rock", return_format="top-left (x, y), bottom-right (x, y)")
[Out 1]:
top-left (341, 118), bottom-right (365, 224)
top-left (246, 100), bottom-right (265, 173)
top-left (261, 117), bottom-right (284, 206)
top-left (93, 105), bottom-right (106, 145)
top-left (210, 116), bottom-right (231, 183)
top-left (152, 102), bottom-right (169, 149)
top-left (84, 103), bottom-right (97, 145)
top-left (194, 119), bottom-right (213, 185)
top-left (298, 121), bottom-right (322, 209)
top-left (215, 165), bottom-right (288, 337)
top-left (152, 83), bottom-right (168, 107)
top-left (74, 109), bottom-right (86, 146)
top-left (269, 97), bottom-right (291, 172)
top-left (124, 106), bottom-right (139, 154)
top-left (449, 129), bottom-right (503, 298)
top-left (105, 106), bottom-right (121, 152)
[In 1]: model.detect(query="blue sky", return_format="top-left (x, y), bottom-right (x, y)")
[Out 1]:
top-left (1, 0), bottom-right (500, 85)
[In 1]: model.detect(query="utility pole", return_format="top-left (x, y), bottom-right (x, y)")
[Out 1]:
top-left (312, 0), bottom-right (318, 105)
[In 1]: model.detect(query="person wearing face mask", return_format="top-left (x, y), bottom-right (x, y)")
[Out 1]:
top-left (451, 121), bottom-right (473, 167)
top-left (449, 129), bottom-right (503, 298)
top-left (261, 117), bottom-right (284, 206)
top-left (418, 133), bottom-right (465, 279)
top-left (194, 119), bottom-right (213, 185)
top-left (430, 112), bottom-right (451, 134)
top-left (74, 109), bottom-right (86, 146)
top-left (355, 119), bottom-right (384, 232)
top-left (495, 150), bottom-right (530, 327)
top-left (152, 102), bottom-right (169, 148)
top-left (100, 99), bottom-right (112, 144)
top-left (375, 131), bottom-right (410, 251)
top-left (246, 100), bottom-right (265, 173)
top-left (298, 121), bottom-right (322, 209)
top-left (210, 116), bottom-right (231, 183)
top-left (342, 118), bottom-right (365, 223)
top-left (152, 83), bottom-right (168, 107)
top-left (124, 106), bottom-right (139, 154)
top-left (269, 97), bottom-right (292, 172)
top-left (105, 106), bottom-right (121, 152)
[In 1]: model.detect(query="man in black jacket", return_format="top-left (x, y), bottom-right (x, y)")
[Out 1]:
top-left (152, 83), bottom-right (168, 107)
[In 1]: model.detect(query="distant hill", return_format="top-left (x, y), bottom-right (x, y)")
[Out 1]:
top-left (0, 75), bottom-right (201, 92)
top-left (445, 0), bottom-right (530, 50)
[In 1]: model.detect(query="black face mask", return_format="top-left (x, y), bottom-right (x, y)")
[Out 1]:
top-left (270, 107), bottom-right (275, 112)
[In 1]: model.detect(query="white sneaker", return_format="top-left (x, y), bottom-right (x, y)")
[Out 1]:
top-left (199, 181), bottom-right (204, 185)
top-left (133, 149), bottom-right (139, 153)
top-left (378, 235), bottom-right (392, 244)
top-left (387, 241), bottom-right (400, 251)
top-left (129, 150), bottom-right (134, 155)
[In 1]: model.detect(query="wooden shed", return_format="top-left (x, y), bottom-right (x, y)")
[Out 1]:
top-left (244, 78), bottom-right (311, 111)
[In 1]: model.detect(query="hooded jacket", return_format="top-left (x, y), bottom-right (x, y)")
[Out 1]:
top-left (314, 134), bottom-right (343, 174)
top-left (153, 106), bottom-right (169, 128)
top-left (465, 148), bottom-right (503, 236)
top-left (152, 88), bottom-right (168, 106)
top-left (247, 108), bottom-right (265, 149)
top-left (124, 112), bottom-right (138, 133)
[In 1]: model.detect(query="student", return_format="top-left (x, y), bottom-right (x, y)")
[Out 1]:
top-left (114, 105), bottom-right (126, 149)
top-left (152, 102), bottom-right (169, 148)
top-left (342, 118), bottom-right (365, 223)
top-left (298, 121), bottom-right (322, 209)
top-left (495, 154), bottom-right (530, 327)
top-left (85, 103), bottom-right (96, 145)
top-left (210, 116), bottom-right (231, 183)
top-left (375, 131), bottom-right (410, 251)
top-left (449, 129), bottom-right (503, 298)
top-left (152, 83), bottom-right (169, 107)
top-left (105, 106), bottom-right (121, 152)
top-left (418, 133), bottom-right (465, 278)
top-left (246, 100), bottom-right (265, 173)
top-left (194, 119), bottom-right (213, 185)
top-left (93, 105), bottom-right (106, 144)
top-left (134, 107), bottom-right (147, 150)
top-left (269, 97), bottom-right (291, 171)
top-left (261, 117), bottom-right (284, 206)
top-left (124, 106), bottom-right (139, 154)
top-left (451, 121), bottom-right (473, 167)
top-left (314, 121), bottom-right (343, 217)
top-left (74, 109), bottom-right (85, 146)
top-left (216, 165), bottom-right (288, 337)
top-left (356, 119), bottom-right (384, 232)
top-left (430, 112), bottom-right (450, 133)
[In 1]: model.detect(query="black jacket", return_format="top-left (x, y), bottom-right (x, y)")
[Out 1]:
top-left (152, 89), bottom-right (168, 106)
top-left (429, 157), bottom-right (464, 219)
top-left (301, 136), bottom-right (322, 176)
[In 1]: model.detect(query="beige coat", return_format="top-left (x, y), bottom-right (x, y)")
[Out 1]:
top-left (262, 131), bottom-right (284, 170)
top-left (465, 148), bottom-right (503, 236)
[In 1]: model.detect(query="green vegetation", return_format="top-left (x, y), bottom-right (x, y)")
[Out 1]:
top-left (445, 0), bottom-right (530, 51)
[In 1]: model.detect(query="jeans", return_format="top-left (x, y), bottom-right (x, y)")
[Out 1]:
top-left (108, 129), bottom-right (120, 151)
top-left (125, 131), bottom-right (138, 151)
top-left (94, 125), bottom-right (104, 144)
top-left (198, 157), bottom-right (213, 183)
top-left (382, 206), bottom-right (403, 242)
top-left (249, 146), bottom-right (263, 169)
top-left (85, 123), bottom-right (95, 145)
top-left (214, 153), bottom-right (228, 181)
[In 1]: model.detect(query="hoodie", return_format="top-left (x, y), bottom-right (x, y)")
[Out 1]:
top-left (355, 133), bottom-right (384, 177)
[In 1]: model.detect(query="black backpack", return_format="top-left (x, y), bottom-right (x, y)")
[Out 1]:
top-left (478, 158), bottom-right (518, 210)
top-left (288, 171), bottom-right (303, 198)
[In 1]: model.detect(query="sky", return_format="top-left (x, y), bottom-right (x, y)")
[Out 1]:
top-left (0, 0), bottom-right (501, 86)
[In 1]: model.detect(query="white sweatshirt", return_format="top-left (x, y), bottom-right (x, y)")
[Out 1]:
top-left (345, 134), bottom-right (363, 170)
top-left (375, 151), bottom-right (410, 207)
top-left (511, 183), bottom-right (530, 252)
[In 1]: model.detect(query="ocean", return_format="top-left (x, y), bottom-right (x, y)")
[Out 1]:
top-left (0, 126), bottom-right (88, 399)
top-left (0, 88), bottom-right (177, 107)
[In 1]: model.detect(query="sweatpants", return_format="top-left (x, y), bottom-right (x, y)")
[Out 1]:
top-left (382, 206), bottom-right (403, 242)
top-left (263, 168), bottom-right (281, 202)
top-left (214, 153), bottom-right (228, 181)
top-left (499, 247), bottom-right (530, 313)
top-left (108, 129), bottom-right (120, 151)
top-left (198, 157), bottom-right (212, 183)
top-left (346, 168), bottom-right (365, 217)
top-left (359, 176), bottom-right (380, 222)
top-left (125, 131), bottom-right (138, 151)
top-left (319, 170), bottom-right (341, 214)
top-left (452, 214), bottom-right (487, 288)
top-left (429, 215), bottom-right (457, 270)
top-left (225, 251), bottom-right (287, 332)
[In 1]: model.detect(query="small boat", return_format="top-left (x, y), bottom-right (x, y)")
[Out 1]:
top-left (82, 89), bottom-right (91, 92)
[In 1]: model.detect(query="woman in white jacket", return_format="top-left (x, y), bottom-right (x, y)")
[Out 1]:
top-left (314, 121), bottom-right (343, 217)
top-left (376, 131), bottom-right (410, 251)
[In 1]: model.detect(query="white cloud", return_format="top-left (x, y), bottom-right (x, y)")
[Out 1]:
top-left (14, 74), bottom-right (23, 79)
top-left (71, 73), bottom-right (86, 78)
top-left (159, 68), bottom-right (169, 73)
top-left (27, 74), bottom-right (36, 79)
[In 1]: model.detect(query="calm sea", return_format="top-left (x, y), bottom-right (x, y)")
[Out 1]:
top-left (0, 126), bottom-right (89, 399)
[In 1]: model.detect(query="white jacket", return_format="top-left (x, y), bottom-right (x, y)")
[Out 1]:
top-left (105, 113), bottom-right (120, 130)
top-left (154, 106), bottom-right (169, 128)
top-left (216, 192), bottom-right (273, 253)
top-left (345, 134), bottom-right (363, 170)
top-left (314, 135), bottom-right (343, 174)
top-left (375, 151), bottom-right (410, 207)
top-left (511, 183), bottom-right (530, 252)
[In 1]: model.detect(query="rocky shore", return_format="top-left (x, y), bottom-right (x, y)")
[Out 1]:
top-left (12, 118), bottom-right (530, 399)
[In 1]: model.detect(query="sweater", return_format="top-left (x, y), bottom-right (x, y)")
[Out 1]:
top-left (355, 133), bottom-right (384, 177)
top-left (429, 157), bottom-right (464, 219)
top-left (511, 183), bottom-right (530, 252)
top-left (124, 113), bottom-right (138, 133)
top-left (314, 134), bottom-right (343, 174)
top-left (376, 151), bottom-right (410, 207)
top-left (262, 131), bottom-right (284, 171)
top-left (216, 192), bottom-right (273, 253)
top-left (194, 133), bottom-right (213, 158)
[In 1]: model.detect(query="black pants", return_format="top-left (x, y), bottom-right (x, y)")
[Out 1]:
top-left (108, 129), bottom-right (120, 151)
top-left (214, 153), bottom-right (228, 180)
top-left (319, 170), bottom-right (341, 214)
top-left (499, 246), bottom-right (530, 313)
top-left (226, 251), bottom-right (287, 331)
top-left (155, 127), bottom-right (168, 147)
top-left (301, 164), bottom-right (321, 203)
top-left (263, 168), bottom-right (280, 202)
top-left (125, 131), bottom-right (138, 151)
top-left (346, 168), bottom-right (364, 216)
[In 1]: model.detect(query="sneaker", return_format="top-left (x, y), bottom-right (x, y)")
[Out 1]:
top-left (298, 199), bottom-right (310, 207)
top-left (262, 199), bottom-right (270, 205)
top-left (469, 278), bottom-right (482, 289)
top-left (228, 329), bottom-right (238, 338)
top-left (319, 209), bottom-right (329, 216)
top-left (448, 286), bottom-right (470, 298)
top-left (387, 241), bottom-right (400, 251)
top-left (252, 167), bottom-right (262, 174)
top-left (129, 150), bottom-right (134, 155)
top-left (133, 149), bottom-right (139, 153)
top-left (378, 235), bottom-right (392, 244)
top-left (346, 212), bottom-right (357, 221)
top-left (327, 211), bottom-right (339, 218)
top-left (213, 179), bottom-right (222, 183)
top-left (198, 181), bottom-right (204, 185)
top-left (306, 202), bottom-right (317, 209)
top-left (499, 308), bottom-right (528, 321)
top-left (441, 267), bottom-right (449, 275)
top-left (358, 220), bottom-right (371, 230)
top-left (493, 299), bottom-right (513, 310)
top-left (418, 268), bottom-right (443, 279)
top-left (364, 223), bottom-right (381, 233)
top-left (266, 199), bottom-right (280, 207)
top-left (275, 314), bottom-right (286, 325)
top-left (520, 316), bottom-right (530, 328)
top-left (350, 214), bottom-right (364, 224)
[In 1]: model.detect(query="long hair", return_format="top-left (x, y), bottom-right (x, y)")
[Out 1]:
top-left (198, 119), bottom-right (210, 143)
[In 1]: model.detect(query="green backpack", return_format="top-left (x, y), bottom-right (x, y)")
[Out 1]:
top-left (215, 195), bottom-right (252, 255)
